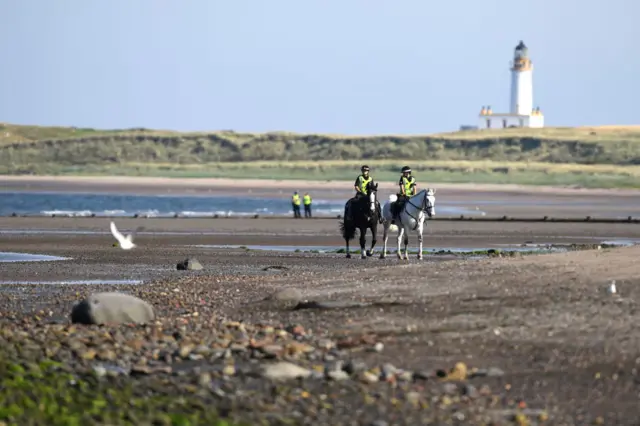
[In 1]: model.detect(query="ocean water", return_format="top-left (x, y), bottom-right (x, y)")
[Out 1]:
top-left (0, 191), bottom-right (483, 218)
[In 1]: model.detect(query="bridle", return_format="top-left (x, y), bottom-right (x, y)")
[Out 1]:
top-left (357, 184), bottom-right (378, 222)
top-left (399, 191), bottom-right (433, 230)
top-left (367, 186), bottom-right (378, 216)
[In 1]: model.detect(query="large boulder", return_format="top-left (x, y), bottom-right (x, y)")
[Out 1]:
top-left (70, 292), bottom-right (155, 325)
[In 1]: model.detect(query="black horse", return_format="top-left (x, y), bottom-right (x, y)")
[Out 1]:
top-left (339, 182), bottom-right (381, 259)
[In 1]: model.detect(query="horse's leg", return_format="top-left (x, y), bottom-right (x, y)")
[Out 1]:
top-left (345, 232), bottom-right (351, 258)
top-left (403, 227), bottom-right (410, 260)
top-left (396, 226), bottom-right (404, 259)
top-left (359, 226), bottom-right (367, 259)
top-left (380, 221), bottom-right (388, 259)
top-left (417, 223), bottom-right (424, 260)
top-left (367, 223), bottom-right (377, 257)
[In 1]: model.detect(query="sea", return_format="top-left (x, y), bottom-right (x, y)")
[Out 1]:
top-left (0, 191), bottom-right (485, 218)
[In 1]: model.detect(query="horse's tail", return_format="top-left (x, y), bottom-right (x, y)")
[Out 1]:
top-left (339, 218), bottom-right (357, 241)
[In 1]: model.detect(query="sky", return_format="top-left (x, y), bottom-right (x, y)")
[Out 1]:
top-left (0, 0), bottom-right (638, 134)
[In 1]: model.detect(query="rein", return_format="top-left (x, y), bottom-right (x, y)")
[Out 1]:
top-left (353, 190), bottom-right (379, 225)
top-left (398, 191), bottom-right (432, 230)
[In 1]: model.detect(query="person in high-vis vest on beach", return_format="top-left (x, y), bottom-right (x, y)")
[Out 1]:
top-left (303, 192), bottom-right (312, 218)
top-left (292, 192), bottom-right (302, 218)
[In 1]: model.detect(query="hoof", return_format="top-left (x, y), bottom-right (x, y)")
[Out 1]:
top-left (366, 250), bottom-right (373, 257)
top-left (346, 253), bottom-right (351, 259)
top-left (361, 254), bottom-right (367, 259)
top-left (379, 254), bottom-right (386, 259)
top-left (417, 254), bottom-right (423, 260)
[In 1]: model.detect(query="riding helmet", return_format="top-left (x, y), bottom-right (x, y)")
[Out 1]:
top-left (401, 166), bottom-right (411, 173)
top-left (361, 165), bottom-right (370, 172)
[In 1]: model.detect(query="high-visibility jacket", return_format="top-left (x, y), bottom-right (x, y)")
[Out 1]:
top-left (356, 175), bottom-right (372, 194)
top-left (401, 175), bottom-right (416, 196)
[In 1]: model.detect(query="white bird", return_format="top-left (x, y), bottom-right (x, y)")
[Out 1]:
top-left (607, 280), bottom-right (617, 294)
top-left (110, 221), bottom-right (140, 250)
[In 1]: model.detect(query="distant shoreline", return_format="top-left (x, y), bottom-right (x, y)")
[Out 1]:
top-left (3, 123), bottom-right (640, 191)
top-left (2, 175), bottom-right (640, 197)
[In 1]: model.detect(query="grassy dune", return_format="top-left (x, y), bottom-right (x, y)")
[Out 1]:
top-left (2, 122), bottom-right (640, 188)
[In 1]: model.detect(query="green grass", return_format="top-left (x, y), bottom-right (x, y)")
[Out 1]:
top-left (21, 159), bottom-right (640, 189)
top-left (0, 357), bottom-right (237, 426)
top-left (2, 122), bottom-right (640, 188)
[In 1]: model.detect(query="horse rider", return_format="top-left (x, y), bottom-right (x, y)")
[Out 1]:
top-left (399, 166), bottom-right (417, 198)
top-left (354, 165), bottom-right (373, 200)
top-left (392, 166), bottom-right (417, 217)
top-left (345, 165), bottom-right (375, 221)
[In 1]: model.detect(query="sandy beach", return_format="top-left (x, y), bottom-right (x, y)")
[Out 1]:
top-left (1, 213), bottom-right (640, 424)
top-left (2, 178), bottom-right (640, 424)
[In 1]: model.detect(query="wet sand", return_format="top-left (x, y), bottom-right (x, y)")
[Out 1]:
top-left (2, 217), bottom-right (640, 257)
top-left (2, 213), bottom-right (640, 423)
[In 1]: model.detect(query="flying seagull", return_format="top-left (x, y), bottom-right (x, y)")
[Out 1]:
top-left (110, 221), bottom-right (144, 250)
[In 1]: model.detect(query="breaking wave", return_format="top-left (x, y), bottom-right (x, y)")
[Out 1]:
top-left (0, 191), bottom-right (484, 218)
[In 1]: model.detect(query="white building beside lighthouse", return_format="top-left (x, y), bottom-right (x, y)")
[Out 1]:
top-left (478, 41), bottom-right (544, 129)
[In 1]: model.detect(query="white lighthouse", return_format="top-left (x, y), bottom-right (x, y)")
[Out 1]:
top-left (510, 41), bottom-right (533, 115)
top-left (478, 41), bottom-right (544, 129)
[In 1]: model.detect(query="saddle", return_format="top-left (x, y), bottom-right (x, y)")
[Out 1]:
top-left (390, 195), bottom-right (408, 221)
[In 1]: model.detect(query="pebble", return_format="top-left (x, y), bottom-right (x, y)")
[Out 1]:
top-left (443, 382), bottom-right (459, 395)
top-left (92, 365), bottom-right (107, 377)
top-left (406, 391), bottom-right (421, 405)
top-left (343, 359), bottom-right (367, 375)
top-left (471, 366), bottom-right (505, 378)
top-left (463, 384), bottom-right (480, 399)
top-left (261, 362), bottom-right (311, 381)
top-left (326, 369), bottom-right (350, 381)
top-left (198, 372), bottom-right (212, 387)
top-left (359, 371), bottom-right (380, 383)
top-left (396, 371), bottom-right (413, 382)
top-left (178, 344), bottom-right (194, 359)
top-left (317, 338), bottom-right (335, 351)
top-left (223, 364), bottom-right (236, 376)
top-left (0, 306), bottom-right (535, 425)
top-left (413, 370), bottom-right (431, 381)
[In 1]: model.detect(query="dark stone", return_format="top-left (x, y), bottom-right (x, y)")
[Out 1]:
top-left (177, 257), bottom-right (203, 271)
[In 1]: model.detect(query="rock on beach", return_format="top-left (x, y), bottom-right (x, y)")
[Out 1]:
top-left (176, 257), bottom-right (203, 271)
top-left (70, 292), bottom-right (156, 325)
